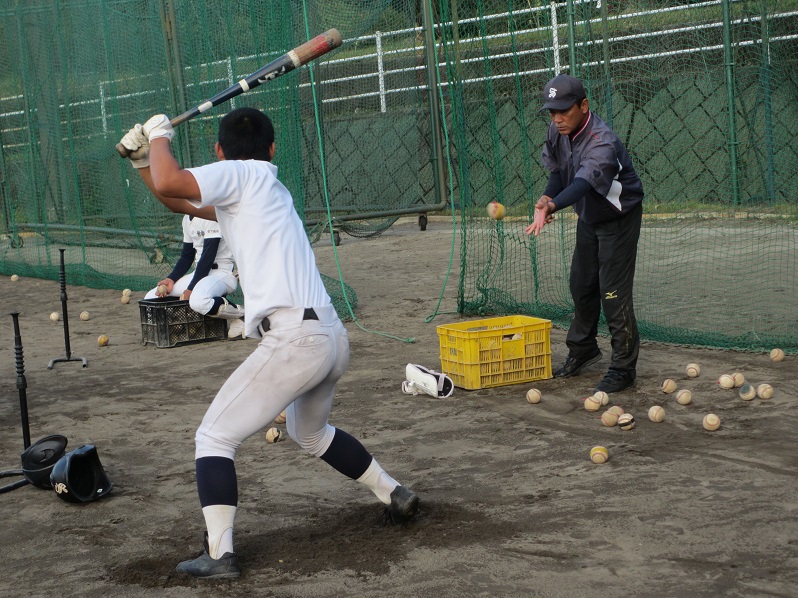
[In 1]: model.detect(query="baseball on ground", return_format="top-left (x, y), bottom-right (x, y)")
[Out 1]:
top-left (49, 312), bottom-right (60, 322)
top-left (757, 383), bottom-right (774, 400)
top-left (686, 363), bottom-right (701, 378)
top-left (769, 348), bottom-right (785, 363)
top-left (526, 388), bottom-right (542, 404)
top-left (648, 405), bottom-right (666, 423)
top-left (607, 405), bottom-right (625, 417)
top-left (675, 389), bottom-right (693, 405)
top-left (703, 413), bottom-right (721, 431)
top-left (486, 201), bottom-right (506, 220)
top-left (718, 374), bottom-right (735, 389)
top-left (10, 274), bottom-right (19, 282)
top-left (618, 413), bottom-right (635, 430)
top-left (731, 372), bottom-right (745, 387)
top-left (121, 295), bottom-right (130, 304)
top-left (661, 379), bottom-right (677, 393)
top-left (97, 335), bottom-right (109, 347)
top-left (122, 289), bottom-right (132, 297)
top-left (593, 390), bottom-right (610, 406)
top-left (273, 411), bottom-right (287, 424)
top-left (738, 383), bottom-right (756, 401)
top-left (589, 446), bottom-right (609, 464)
top-left (265, 427), bottom-right (283, 443)
top-left (600, 410), bottom-right (619, 427)
top-left (584, 395), bottom-right (602, 412)
top-left (79, 311), bottom-right (90, 321)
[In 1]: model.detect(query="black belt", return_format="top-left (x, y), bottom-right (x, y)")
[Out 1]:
top-left (260, 308), bottom-right (318, 333)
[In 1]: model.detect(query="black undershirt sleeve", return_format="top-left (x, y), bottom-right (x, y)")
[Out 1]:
top-left (167, 242), bottom-right (196, 282)
top-left (188, 237), bottom-right (220, 291)
top-left (551, 177), bottom-right (592, 212)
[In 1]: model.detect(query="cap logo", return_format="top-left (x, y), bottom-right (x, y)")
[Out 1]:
top-left (548, 87), bottom-right (557, 98)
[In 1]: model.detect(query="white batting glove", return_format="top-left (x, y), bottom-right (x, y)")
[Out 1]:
top-left (142, 114), bottom-right (174, 143)
top-left (119, 124), bottom-right (150, 168)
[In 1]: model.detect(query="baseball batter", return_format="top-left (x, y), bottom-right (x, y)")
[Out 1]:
top-left (120, 108), bottom-right (419, 580)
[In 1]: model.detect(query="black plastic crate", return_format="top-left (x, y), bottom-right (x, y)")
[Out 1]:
top-left (138, 297), bottom-right (227, 348)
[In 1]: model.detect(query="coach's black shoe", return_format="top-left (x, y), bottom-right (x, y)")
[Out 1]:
top-left (594, 369), bottom-right (636, 394)
top-left (176, 534), bottom-right (240, 580)
top-left (553, 350), bottom-right (602, 378)
top-left (384, 485), bottom-right (419, 525)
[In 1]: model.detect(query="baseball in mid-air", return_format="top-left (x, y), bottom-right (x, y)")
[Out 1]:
top-left (97, 335), bottom-right (109, 347)
top-left (273, 411), bottom-right (287, 424)
top-left (648, 405), bottom-right (665, 423)
top-left (757, 383), bottom-right (774, 400)
top-left (526, 388), bottom-right (542, 404)
top-left (661, 379), bottom-right (677, 393)
top-left (718, 374), bottom-right (735, 389)
top-left (589, 446), bottom-right (609, 464)
top-left (49, 312), bottom-right (60, 322)
top-left (618, 413), bottom-right (635, 430)
top-left (675, 389), bottom-right (692, 405)
top-left (685, 363), bottom-right (701, 378)
top-left (486, 201), bottom-right (506, 220)
top-left (703, 413), bottom-right (721, 431)
top-left (79, 311), bottom-right (90, 321)
top-left (584, 395), bottom-right (602, 412)
top-left (769, 348), bottom-right (785, 363)
top-left (738, 383), bottom-right (756, 401)
top-left (593, 391), bottom-right (609, 406)
top-left (265, 427), bottom-right (283, 443)
top-left (731, 372), bottom-right (745, 387)
top-left (10, 274), bottom-right (19, 282)
top-left (600, 410), bottom-right (619, 427)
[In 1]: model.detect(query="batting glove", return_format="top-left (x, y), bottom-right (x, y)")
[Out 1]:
top-left (119, 124), bottom-right (150, 168)
top-left (142, 114), bottom-right (174, 143)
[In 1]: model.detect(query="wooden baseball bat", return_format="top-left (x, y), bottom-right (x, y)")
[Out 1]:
top-left (116, 28), bottom-right (342, 157)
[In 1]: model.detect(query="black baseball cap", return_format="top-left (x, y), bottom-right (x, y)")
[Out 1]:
top-left (541, 74), bottom-right (586, 110)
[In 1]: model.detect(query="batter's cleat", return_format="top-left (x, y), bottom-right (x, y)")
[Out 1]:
top-left (176, 535), bottom-right (240, 580)
top-left (594, 369), bottom-right (636, 394)
top-left (384, 485), bottom-right (420, 525)
top-left (227, 318), bottom-right (245, 339)
top-left (553, 349), bottom-right (602, 378)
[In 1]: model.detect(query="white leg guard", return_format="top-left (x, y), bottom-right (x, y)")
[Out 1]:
top-left (402, 364), bottom-right (454, 398)
top-left (215, 298), bottom-right (245, 320)
top-left (202, 504), bottom-right (236, 559)
top-left (356, 458), bottom-right (399, 505)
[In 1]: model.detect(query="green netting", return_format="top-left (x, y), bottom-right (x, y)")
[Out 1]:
top-left (436, 0), bottom-right (797, 351)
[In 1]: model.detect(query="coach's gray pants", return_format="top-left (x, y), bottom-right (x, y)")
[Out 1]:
top-left (195, 304), bottom-right (348, 460)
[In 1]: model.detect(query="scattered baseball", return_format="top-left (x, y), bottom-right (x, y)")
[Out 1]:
top-left (685, 363), bottom-right (701, 378)
top-left (718, 374), bottom-right (735, 389)
top-left (10, 274), bottom-right (19, 282)
top-left (703, 413), bottom-right (721, 431)
top-left (584, 395), bottom-right (602, 412)
top-left (660, 379), bottom-right (677, 394)
top-left (731, 372), bottom-right (745, 388)
top-left (593, 391), bottom-right (609, 406)
top-left (589, 446), bottom-right (609, 464)
top-left (648, 405), bottom-right (666, 423)
top-left (486, 201), bottom-right (506, 220)
top-left (600, 410), bottom-right (619, 427)
top-left (122, 289), bottom-right (132, 297)
top-left (97, 335), bottom-right (109, 347)
top-left (738, 383), bottom-right (756, 401)
top-left (265, 427), bottom-right (283, 443)
top-left (618, 413), bottom-right (636, 431)
top-left (769, 348), bottom-right (785, 363)
top-left (49, 312), bottom-right (60, 322)
top-left (526, 388), bottom-right (542, 404)
top-left (156, 284), bottom-right (168, 296)
top-left (607, 405), bottom-right (625, 417)
top-left (273, 411), bottom-right (287, 425)
top-left (79, 311), bottom-right (90, 321)
top-left (757, 383), bottom-right (774, 400)
top-left (675, 389), bottom-right (693, 405)
top-left (121, 295), bottom-right (130, 304)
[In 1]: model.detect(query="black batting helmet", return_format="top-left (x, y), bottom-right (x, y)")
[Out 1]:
top-left (50, 445), bottom-right (112, 503)
top-left (21, 435), bottom-right (69, 489)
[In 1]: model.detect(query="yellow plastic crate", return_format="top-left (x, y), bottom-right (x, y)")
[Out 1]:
top-left (437, 315), bottom-right (552, 390)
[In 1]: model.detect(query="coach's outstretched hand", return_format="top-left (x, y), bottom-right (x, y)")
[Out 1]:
top-left (142, 114), bottom-right (174, 143)
top-left (119, 124), bottom-right (150, 168)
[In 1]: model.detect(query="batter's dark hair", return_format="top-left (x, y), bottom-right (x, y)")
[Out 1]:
top-left (218, 107), bottom-right (275, 161)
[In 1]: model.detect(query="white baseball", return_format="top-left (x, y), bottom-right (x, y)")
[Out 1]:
top-left (769, 348), bottom-right (785, 363)
top-left (49, 312), bottom-right (60, 322)
top-left (718, 374), bottom-right (735, 389)
top-left (526, 388), bottom-right (542, 404)
top-left (703, 413), bottom-right (721, 431)
top-left (661, 379), bottom-right (677, 394)
top-left (122, 288), bottom-right (132, 297)
top-left (675, 389), bottom-right (692, 405)
top-left (265, 427), bottom-right (283, 443)
top-left (731, 372), bottom-right (745, 388)
top-left (121, 295), bottom-right (130, 304)
top-left (757, 383), bottom-right (774, 400)
top-left (738, 383), bottom-right (756, 401)
top-left (685, 363), bottom-right (701, 378)
top-left (607, 405), bottom-right (625, 417)
top-left (648, 405), bottom-right (665, 423)
top-left (10, 274), bottom-right (19, 282)
top-left (600, 410), bottom-right (619, 427)
top-left (593, 391), bottom-right (609, 406)
top-left (584, 396), bottom-right (602, 412)
top-left (273, 411), bottom-right (287, 424)
top-left (79, 311), bottom-right (90, 321)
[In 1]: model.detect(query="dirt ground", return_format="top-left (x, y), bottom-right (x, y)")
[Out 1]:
top-left (0, 219), bottom-right (796, 598)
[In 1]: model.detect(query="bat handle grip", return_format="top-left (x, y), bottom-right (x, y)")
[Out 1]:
top-left (116, 143), bottom-right (131, 158)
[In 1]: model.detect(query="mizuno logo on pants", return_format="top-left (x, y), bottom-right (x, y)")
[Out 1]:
top-left (605, 290), bottom-right (618, 299)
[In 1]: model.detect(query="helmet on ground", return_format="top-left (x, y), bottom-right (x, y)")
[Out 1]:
top-left (50, 445), bottom-right (112, 503)
top-left (20, 435), bottom-right (68, 489)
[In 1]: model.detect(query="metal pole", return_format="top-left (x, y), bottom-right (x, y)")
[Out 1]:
top-left (760, 3), bottom-right (775, 203)
top-left (550, 1), bottom-right (561, 74)
top-left (10, 312), bottom-right (31, 449)
top-left (566, 0), bottom-right (577, 76)
top-left (721, 0), bottom-right (740, 205)
top-left (376, 31), bottom-right (386, 113)
top-left (48, 248), bottom-right (87, 369)
top-left (421, 0), bottom-right (449, 210)
top-left (600, 0), bottom-right (612, 126)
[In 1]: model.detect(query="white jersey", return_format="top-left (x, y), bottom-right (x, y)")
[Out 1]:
top-left (188, 159), bottom-right (332, 338)
top-left (182, 215), bottom-right (235, 272)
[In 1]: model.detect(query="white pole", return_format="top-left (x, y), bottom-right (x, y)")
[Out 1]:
top-left (550, 1), bottom-right (561, 74)
top-left (376, 31), bottom-right (387, 113)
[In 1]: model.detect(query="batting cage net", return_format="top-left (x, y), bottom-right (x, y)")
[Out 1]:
top-left (0, 0), bottom-right (796, 350)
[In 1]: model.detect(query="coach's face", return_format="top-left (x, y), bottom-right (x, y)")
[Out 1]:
top-left (549, 98), bottom-right (589, 136)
